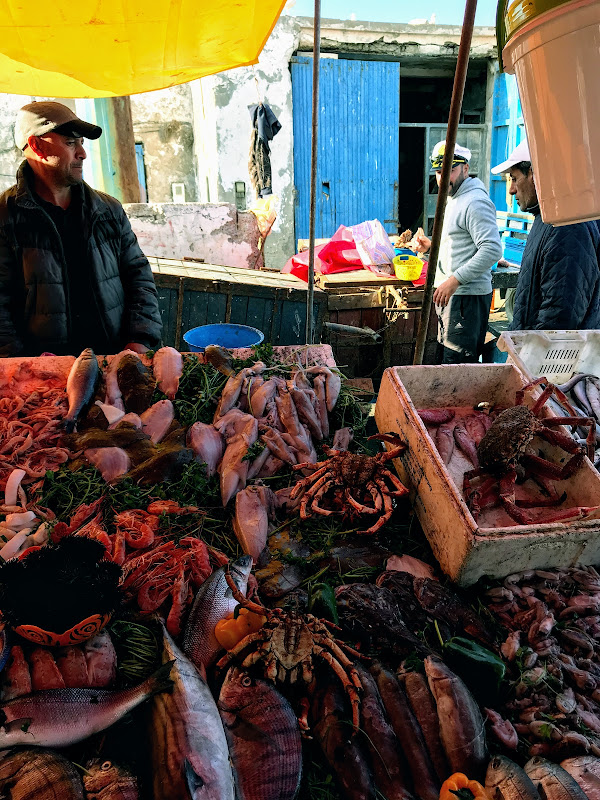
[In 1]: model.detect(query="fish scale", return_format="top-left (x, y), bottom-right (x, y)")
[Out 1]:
top-left (524, 757), bottom-right (590, 800)
top-left (0, 747), bottom-right (85, 799)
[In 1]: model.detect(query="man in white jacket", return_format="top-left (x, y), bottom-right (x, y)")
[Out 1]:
top-left (414, 142), bottom-right (503, 364)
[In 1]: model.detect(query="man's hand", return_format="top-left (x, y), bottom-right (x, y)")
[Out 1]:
top-left (433, 275), bottom-right (460, 307)
top-left (125, 342), bottom-right (149, 354)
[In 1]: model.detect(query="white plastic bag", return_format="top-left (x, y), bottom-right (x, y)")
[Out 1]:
top-left (351, 219), bottom-right (395, 274)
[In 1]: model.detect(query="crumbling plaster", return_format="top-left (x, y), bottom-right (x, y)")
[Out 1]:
top-left (125, 202), bottom-right (261, 268)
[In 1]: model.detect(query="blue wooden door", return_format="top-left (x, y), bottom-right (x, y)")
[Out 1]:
top-left (491, 73), bottom-right (525, 212)
top-left (291, 56), bottom-right (400, 241)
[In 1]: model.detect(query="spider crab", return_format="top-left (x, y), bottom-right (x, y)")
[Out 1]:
top-left (289, 433), bottom-right (408, 534)
top-left (463, 377), bottom-right (597, 525)
top-left (217, 574), bottom-right (364, 733)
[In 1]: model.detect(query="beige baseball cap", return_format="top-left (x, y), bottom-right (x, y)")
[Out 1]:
top-left (491, 140), bottom-right (531, 175)
top-left (15, 101), bottom-right (102, 151)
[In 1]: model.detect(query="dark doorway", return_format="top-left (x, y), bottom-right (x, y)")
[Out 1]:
top-left (398, 127), bottom-right (426, 234)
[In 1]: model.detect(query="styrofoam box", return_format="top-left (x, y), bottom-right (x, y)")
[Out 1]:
top-left (498, 330), bottom-right (600, 384)
top-left (375, 364), bottom-right (600, 586)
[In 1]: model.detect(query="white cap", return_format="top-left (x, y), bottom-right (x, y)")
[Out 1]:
top-left (491, 140), bottom-right (531, 174)
top-left (430, 140), bottom-right (472, 167)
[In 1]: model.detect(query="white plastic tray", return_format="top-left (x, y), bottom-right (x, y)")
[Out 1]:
top-left (498, 330), bottom-right (600, 384)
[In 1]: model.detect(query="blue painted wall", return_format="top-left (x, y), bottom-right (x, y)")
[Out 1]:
top-left (490, 72), bottom-right (525, 213)
top-left (291, 56), bottom-right (400, 240)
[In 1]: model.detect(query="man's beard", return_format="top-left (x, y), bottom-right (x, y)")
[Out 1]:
top-left (448, 172), bottom-right (466, 197)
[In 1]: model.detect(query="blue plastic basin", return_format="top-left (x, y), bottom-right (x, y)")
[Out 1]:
top-left (183, 323), bottom-right (264, 353)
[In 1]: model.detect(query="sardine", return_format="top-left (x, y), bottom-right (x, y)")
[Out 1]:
top-left (64, 348), bottom-right (100, 433)
top-left (524, 756), bottom-right (589, 800)
top-left (153, 347), bottom-right (184, 400)
top-left (400, 670), bottom-right (449, 783)
top-left (218, 667), bottom-right (302, 800)
top-left (83, 758), bottom-right (139, 800)
top-left (561, 755), bottom-right (600, 797)
top-left (183, 555), bottom-right (252, 669)
top-left (485, 755), bottom-right (539, 800)
top-left (152, 628), bottom-right (235, 800)
top-left (0, 661), bottom-right (173, 749)
top-left (355, 663), bottom-right (415, 800)
top-left (311, 681), bottom-right (376, 800)
top-left (204, 345), bottom-right (235, 377)
top-left (424, 656), bottom-right (487, 781)
top-left (371, 662), bottom-right (439, 800)
top-left (0, 747), bottom-right (85, 799)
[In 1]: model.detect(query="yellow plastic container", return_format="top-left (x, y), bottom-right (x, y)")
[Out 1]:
top-left (502, 0), bottom-right (600, 225)
top-left (393, 254), bottom-right (423, 282)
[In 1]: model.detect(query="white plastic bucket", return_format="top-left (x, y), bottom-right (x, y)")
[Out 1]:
top-left (503, 0), bottom-right (600, 226)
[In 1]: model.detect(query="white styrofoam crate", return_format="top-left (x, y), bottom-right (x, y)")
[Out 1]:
top-left (375, 364), bottom-right (600, 586)
top-left (498, 330), bottom-right (600, 384)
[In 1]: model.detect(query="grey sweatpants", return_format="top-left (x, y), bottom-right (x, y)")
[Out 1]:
top-left (435, 292), bottom-right (493, 364)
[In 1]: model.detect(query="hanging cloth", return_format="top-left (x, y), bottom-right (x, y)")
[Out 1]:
top-left (248, 103), bottom-right (281, 198)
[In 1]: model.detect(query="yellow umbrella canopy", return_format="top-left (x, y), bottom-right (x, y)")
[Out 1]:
top-left (0, 0), bottom-right (287, 97)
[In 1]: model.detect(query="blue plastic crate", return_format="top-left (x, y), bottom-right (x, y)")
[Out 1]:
top-left (503, 237), bottom-right (527, 265)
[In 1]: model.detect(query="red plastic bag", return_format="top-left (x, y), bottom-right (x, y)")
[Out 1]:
top-left (282, 225), bottom-right (362, 282)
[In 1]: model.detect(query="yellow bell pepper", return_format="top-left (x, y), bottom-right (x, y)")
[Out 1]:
top-left (214, 607), bottom-right (267, 650)
top-left (439, 773), bottom-right (491, 800)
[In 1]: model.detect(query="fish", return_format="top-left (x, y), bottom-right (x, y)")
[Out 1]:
top-left (183, 555), bottom-right (253, 669)
top-left (140, 399), bottom-right (174, 443)
top-left (355, 663), bottom-right (415, 800)
top-left (400, 670), bottom-right (449, 783)
top-left (153, 347), bottom-right (184, 400)
top-left (311, 680), bottom-right (376, 800)
top-left (524, 757), bottom-right (589, 800)
top-left (424, 656), bottom-right (487, 782)
top-left (218, 667), bottom-right (302, 800)
top-left (0, 747), bottom-right (85, 799)
top-left (371, 662), bottom-right (439, 800)
top-left (64, 348), bottom-right (100, 433)
top-left (55, 646), bottom-right (89, 688)
top-left (0, 660), bottom-right (173, 749)
top-left (187, 422), bottom-right (224, 476)
top-left (436, 422), bottom-right (455, 464)
top-left (29, 647), bottom-right (66, 691)
top-left (83, 758), bottom-right (139, 800)
top-left (233, 485), bottom-right (274, 562)
top-left (151, 627), bottom-right (235, 800)
top-left (204, 345), bottom-right (235, 377)
top-left (485, 755), bottom-right (539, 800)
top-left (561, 755), bottom-right (600, 797)
top-left (1, 645), bottom-right (32, 701)
top-left (85, 447), bottom-right (131, 483)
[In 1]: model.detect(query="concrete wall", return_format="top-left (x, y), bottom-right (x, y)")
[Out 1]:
top-left (191, 13), bottom-right (300, 271)
top-left (125, 202), bottom-right (261, 268)
top-left (130, 84), bottom-right (197, 203)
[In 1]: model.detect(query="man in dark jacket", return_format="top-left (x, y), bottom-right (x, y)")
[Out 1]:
top-left (492, 140), bottom-right (600, 331)
top-left (0, 101), bottom-right (162, 356)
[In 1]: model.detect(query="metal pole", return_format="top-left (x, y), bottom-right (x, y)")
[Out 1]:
top-left (305, 0), bottom-right (321, 346)
top-left (413, 0), bottom-right (478, 365)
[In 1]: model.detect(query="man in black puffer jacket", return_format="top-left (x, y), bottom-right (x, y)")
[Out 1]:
top-left (492, 140), bottom-right (600, 331)
top-left (0, 101), bottom-right (162, 356)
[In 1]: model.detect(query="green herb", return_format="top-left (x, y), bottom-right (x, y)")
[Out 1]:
top-left (110, 618), bottom-right (161, 685)
top-left (152, 354), bottom-right (229, 427)
top-left (243, 440), bottom-right (266, 462)
top-left (232, 342), bottom-right (276, 369)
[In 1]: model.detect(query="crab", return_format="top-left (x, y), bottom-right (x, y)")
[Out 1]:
top-left (216, 574), bottom-right (364, 733)
top-left (289, 433), bottom-right (409, 534)
top-left (464, 377), bottom-right (597, 525)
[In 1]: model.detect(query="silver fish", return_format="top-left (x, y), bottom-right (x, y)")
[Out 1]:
top-left (0, 661), bottom-right (173, 749)
top-left (204, 345), bottom-right (235, 377)
top-left (218, 667), bottom-right (302, 800)
top-left (83, 758), bottom-right (139, 800)
top-left (524, 757), bottom-right (589, 800)
top-left (485, 755), bottom-right (539, 800)
top-left (65, 348), bottom-right (100, 433)
top-left (151, 627), bottom-right (235, 800)
top-left (183, 555), bottom-right (252, 669)
top-left (561, 755), bottom-right (600, 797)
